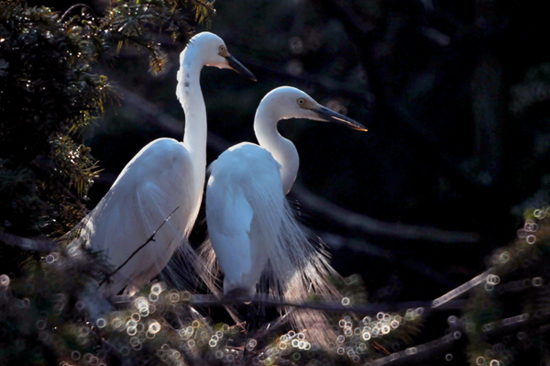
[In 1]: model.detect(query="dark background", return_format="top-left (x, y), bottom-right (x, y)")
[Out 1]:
top-left (30, 0), bottom-right (550, 303)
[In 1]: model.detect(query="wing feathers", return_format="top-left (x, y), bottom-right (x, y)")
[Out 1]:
top-left (70, 139), bottom-right (201, 295)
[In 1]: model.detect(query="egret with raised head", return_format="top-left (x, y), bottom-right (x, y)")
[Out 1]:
top-left (202, 86), bottom-right (367, 340)
top-left (72, 32), bottom-right (256, 296)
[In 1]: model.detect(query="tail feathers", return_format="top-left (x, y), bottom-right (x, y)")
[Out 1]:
top-left (161, 237), bottom-right (209, 293)
top-left (262, 200), bottom-right (341, 347)
top-left (197, 237), bottom-right (223, 293)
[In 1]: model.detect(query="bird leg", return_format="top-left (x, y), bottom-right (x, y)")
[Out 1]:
top-left (246, 303), bottom-right (257, 333)
top-left (246, 278), bottom-right (267, 334)
top-left (257, 277), bottom-right (267, 325)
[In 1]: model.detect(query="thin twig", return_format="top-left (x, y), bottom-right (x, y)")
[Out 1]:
top-left (59, 3), bottom-right (98, 24)
top-left (98, 206), bottom-right (179, 287)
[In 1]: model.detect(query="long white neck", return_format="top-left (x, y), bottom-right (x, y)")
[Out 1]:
top-left (254, 105), bottom-right (299, 196)
top-left (176, 46), bottom-right (207, 194)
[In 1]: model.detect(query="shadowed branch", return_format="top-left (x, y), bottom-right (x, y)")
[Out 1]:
top-left (291, 182), bottom-right (480, 244)
top-left (112, 292), bottom-right (465, 315)
top-left (0, 231), bottom-right (56, 252)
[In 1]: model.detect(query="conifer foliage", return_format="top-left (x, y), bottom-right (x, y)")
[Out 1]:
top-left (0, 0), bottom-right (213, 236)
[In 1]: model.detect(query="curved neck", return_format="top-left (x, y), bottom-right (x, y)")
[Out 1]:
top-left (177, 48), bottom-right (207, 185)
top-left (254, 106), bottom-right (299, 196)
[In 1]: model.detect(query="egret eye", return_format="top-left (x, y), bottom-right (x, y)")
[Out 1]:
top-left (297, 98), bottom-right (305, 106)
top-left (219, 45), bottom-right (225, 53)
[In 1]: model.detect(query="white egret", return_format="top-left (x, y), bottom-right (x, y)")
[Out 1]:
top-left (202, 86), bottom-right (367, 341)
top-left (72, 32), bottom-right (256, 296)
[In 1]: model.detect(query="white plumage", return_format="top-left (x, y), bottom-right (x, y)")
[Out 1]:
top-left (207, 144), bottom-right (281, 295)
top-left (203, 86), bottom-right (367, 341)
top-left (71, 32), bottom-right (255, 295)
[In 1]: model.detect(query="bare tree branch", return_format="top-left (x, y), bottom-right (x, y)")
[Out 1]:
top-left (321, 0), bottom-right (374, 37)
top-left (112, 292), bottom-right (465, 314)
top-left (320, 231), bottom-right (459, 287)
top-left (368, 329), bottom-right (464, 365)
top-left (291, 182), bottom-right (480, 244)
top-left (115, 86), bottom-right (231, 154)
top-left (432, 271), bottom-right (490, 307)
top-left (0, 231), bottom-right (56, 252)
top-left (481, 311), bottom-right (550, 343)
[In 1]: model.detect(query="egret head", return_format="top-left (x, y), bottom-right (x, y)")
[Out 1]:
top-left (185, 32), bottom-right (256, 81)
top-left (259, 86), bottom-right (367, 131)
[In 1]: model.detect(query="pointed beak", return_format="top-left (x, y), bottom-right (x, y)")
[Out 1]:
top-left (312, 106), bottom-right (368, 132)
top-left (226, 54), bottom-right (257, 81)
